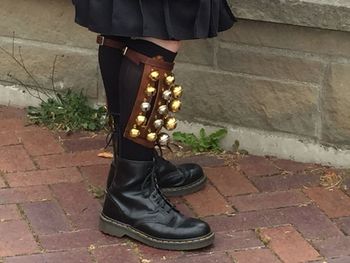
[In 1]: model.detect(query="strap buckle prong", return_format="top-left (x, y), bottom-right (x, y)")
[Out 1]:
top-left (122, 46), bottom-right (128, 56)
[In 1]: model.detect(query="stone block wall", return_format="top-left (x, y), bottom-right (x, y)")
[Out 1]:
top-left (177, 18), bottom-right (350, 148)
top-left (0, 0), bottom-right (101, 104)
top-left (1, 0), bottom-right (350, 160)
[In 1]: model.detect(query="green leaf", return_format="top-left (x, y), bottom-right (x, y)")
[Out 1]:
top-left (209, 129), bottom-right (227, 140)
top-left (172, 128), bottom-right (227, 153)
top-left (199, 128), bottom-right (206, 139)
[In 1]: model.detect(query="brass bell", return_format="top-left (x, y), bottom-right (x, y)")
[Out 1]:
top-left (158, 105), bottom-right (168, 115)
top-left (135, 115), bottom-right (147, 126)
top-left (162, 90), bottom-right (172, 101)
top-left (169, 100), bottom-right (182, 113)
top-left (145, 84), bottom-right (157, 97)
top-left (158, 133), bottom-right (170, 146)
top-left (172, 85), bottom-right (183, 99)
top-left (129, 128), bottom-right (140, 138)
top-left (149, 70), bottom-right (160, 81)
top-left (165, 74), bottom-right (175, 85)
top-left (154, 119), bottom-right (164, 129)
top-left (165, 117), bottom-right (177, 131)
top-left (147, 132), bottom-right (157, 142)
top-left (141, 102), bottom-right (151, 112)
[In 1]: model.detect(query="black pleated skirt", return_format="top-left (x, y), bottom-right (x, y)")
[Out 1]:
top-left (72, 0), bottom-right (237, 40)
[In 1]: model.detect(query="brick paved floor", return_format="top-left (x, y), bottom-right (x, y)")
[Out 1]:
top-left (1, 105), bottom-right (350, 263)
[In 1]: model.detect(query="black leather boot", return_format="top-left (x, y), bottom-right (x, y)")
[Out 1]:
top-left (106, 152), bottom-right (206, 197)
top-left (154, 152), bottom-right (207, 196)
top-left (100, 158), bottom-right (214, 250)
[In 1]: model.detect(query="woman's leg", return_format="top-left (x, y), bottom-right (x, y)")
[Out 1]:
top-left (100, 37), bottom-right (214, 250)
top-left (98, 36), bottom-right (129, 187)
top-left (98, 36), bottom-right (129, 116)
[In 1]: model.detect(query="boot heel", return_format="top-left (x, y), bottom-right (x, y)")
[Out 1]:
top-left (99, 214), bottom-right (126, 238)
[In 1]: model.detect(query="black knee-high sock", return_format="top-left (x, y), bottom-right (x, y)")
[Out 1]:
top-left (118, 39), bottom-right (177, 161)
top-left (98, 35), bottom-right (129, 115)
top-left (98, 35), bottom-right (129, 160)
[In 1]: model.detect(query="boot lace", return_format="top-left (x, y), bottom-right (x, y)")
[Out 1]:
top-left (104, 113), bottom-right (114, 150)
top-left (153, 148), bottom-right (176, 169)
top-left (104, 131), bottom-right (113, 150)
top-left (141, 163), bottom-right (179, 214)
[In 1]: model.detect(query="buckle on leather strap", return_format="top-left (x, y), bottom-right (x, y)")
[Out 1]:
top-left (96, 35), bottom-right (126, 50)
top-left (97, 35), bottom-right (105, 46)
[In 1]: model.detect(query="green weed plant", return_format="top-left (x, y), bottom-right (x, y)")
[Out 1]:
top-left (173, 128), bottom-right (227, 153)
top-left (27, 89), bottom-right (107, 132)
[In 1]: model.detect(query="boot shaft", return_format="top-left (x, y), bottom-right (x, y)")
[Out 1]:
top-left (108, 158), bottom-right (155, 192)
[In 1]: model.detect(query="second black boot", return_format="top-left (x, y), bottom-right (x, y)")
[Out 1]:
top-left (106, 141), bottom-right (207, 197)
top-left (154, 151), bottom-right (207, 196)
top-left (100, 158), bottom-right (214, 250)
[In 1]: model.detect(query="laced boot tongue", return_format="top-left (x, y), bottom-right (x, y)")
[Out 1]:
top-left (153, 174), bottom-right (179, 213)
top-left (141, 163), bottom-right (179, 213)
top-left (141, 165), bottom-right (157, 197)
top-left (153, 149), bottom-right (177, 175)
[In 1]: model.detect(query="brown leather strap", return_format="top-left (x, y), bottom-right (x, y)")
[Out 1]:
top-left (97, 35), bottom-right (174, 71)
top-left (96, 35), bottom-right (126, 50)
top-left (124, 48), bottom-right (175, 71)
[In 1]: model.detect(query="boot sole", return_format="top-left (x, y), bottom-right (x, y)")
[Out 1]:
top-left (99, 213), bottom-right (215, 250)
top-left (161, 175), bottom-right (207, 197)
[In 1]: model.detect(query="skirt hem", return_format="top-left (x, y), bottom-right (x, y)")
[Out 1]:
top-left (75, 18), bottom-right (237, 41)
